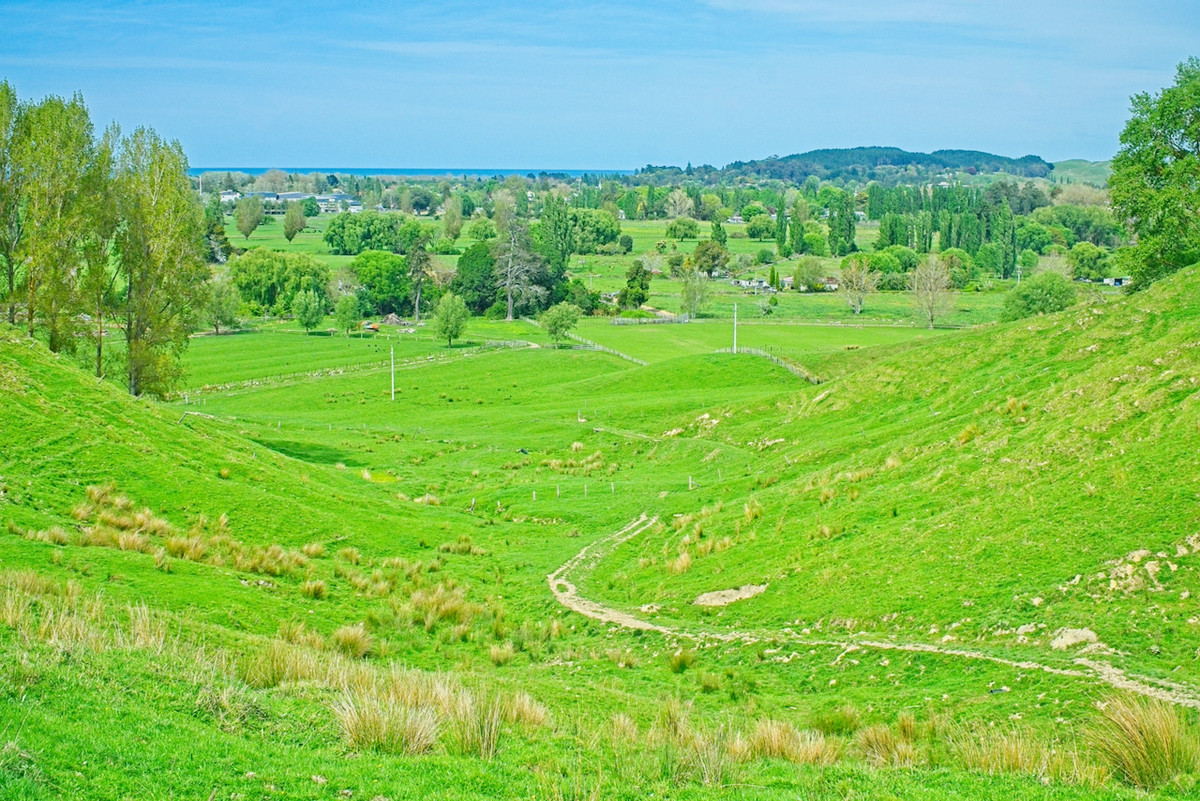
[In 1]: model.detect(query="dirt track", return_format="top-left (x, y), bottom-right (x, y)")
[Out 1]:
top-left (548, 516), bottom-right (1200, 708)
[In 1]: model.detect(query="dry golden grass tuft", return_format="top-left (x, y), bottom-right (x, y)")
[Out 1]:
top-left (856, 724), bottom-right (915, 766)
top-left (503, 692), bottom-right (548, 728)
top-left (809, 704), bottom-right (861, 735)
top-left (414, 493), bottom-right (441, 506)
top-left (332, 692), bottom-right (440, 755)
top-left (438, 535), bottom-right (486, 556)
top-left (301, 542), bottom-right (326, 559)
top-left (331, 623), bottom-right (373, 659)
top-left (300, 579), bottom-right (327, 599)
top-left (667, 551), bottom-right (692, 574)
top-left (452, 692), bottom-right (504, 759)
top-left (1089, 695), bottom-right (1199, 789)
top-left (336, 546), bottom-right (361, 565)
top-left (749, 719), bottom-right (841, 765)
top-left (489, 642), bottom-right (515, 666)
top-left (743, 498), bottom-right (763, 521)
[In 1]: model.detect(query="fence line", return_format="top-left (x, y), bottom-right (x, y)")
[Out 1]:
top-left (714, 347), bottom-right (822, 384)
top-left (565, 333), bottom-right (648, 366)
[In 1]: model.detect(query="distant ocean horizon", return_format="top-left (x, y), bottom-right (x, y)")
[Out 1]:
top-left (189, 167), bottom-right (636, 178)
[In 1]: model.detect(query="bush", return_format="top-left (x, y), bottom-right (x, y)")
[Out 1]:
top-left (1000, 272), bottom-right (1076, 321)
top-left (665, 217), bottom-right (699, 240)
top-left (755, 248), bottom-right (775, 265)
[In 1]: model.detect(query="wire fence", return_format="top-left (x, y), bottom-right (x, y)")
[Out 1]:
top-left (713, 346), bottom-right (822, 384)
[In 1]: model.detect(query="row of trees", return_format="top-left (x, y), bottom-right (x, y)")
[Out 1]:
top-left (1, 82), bottom-right (208, 396)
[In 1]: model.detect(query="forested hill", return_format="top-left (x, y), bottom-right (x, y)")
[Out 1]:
top-left (639, 147), bottom-right (1054, 184)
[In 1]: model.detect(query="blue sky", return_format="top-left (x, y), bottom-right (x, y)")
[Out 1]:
top-left (1, 1), bottom-right (1195, 168)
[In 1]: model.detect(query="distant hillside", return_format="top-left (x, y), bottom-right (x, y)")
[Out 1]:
top-left (1052, 159), bottom-right (1112, 187)
top-left (638, 146), bottom-right (1054, 185)
top-left (727, 147), bottom-right (1052, 180)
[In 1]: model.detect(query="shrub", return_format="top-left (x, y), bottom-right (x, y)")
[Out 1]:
top-left (1089, 695), bottom-right (1198, 789)
top-left (1000, 272), bottom-right (1076, 321)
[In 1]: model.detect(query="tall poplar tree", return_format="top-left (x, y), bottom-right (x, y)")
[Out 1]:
top-left (116, 127), bottom-right (207, 396)
top-left (0, 80), bottom-right (26, 326)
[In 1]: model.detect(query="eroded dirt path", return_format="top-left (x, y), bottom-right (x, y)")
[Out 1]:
top-left (548, 516), bottom-right (1200, 709)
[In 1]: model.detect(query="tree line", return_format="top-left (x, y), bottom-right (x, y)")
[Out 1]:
top-left (0, 81), bottom-right (208, 396)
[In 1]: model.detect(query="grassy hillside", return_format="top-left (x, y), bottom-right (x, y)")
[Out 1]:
top-left (1053, 160), bottom-right (1113, 187)
top-left (3, 268), bottom-right (1200, 798)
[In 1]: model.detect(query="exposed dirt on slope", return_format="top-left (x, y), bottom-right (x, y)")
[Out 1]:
top-left (548, 517), bottom-right (1200, 709)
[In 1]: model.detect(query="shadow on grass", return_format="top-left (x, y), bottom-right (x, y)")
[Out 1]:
top-left (252, 438), bottom-right (365, 467)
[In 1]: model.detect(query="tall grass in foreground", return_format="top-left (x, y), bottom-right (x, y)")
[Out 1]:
top-left (1089, 695), bottom-right (1199, 789)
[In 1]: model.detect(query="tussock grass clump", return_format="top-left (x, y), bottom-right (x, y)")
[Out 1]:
top-left (691, 725), bottom-right (736, 787)
top-left (452, 693), bottom-right (504, 759)
top-left (165, 535), bottom-right (207, 561)
top-left (667, 551), bottom-right (692, 574)
top-left (955, 423), bottom-right (982, 446)
top-left (503, 692), bottom-right (548, 728)
top-left (331, 623), bottom-right (373, 659)
top-left (743, 499), bottom-right (763, 521)
top-left (1089, 695), bottom-right (1199, 789)
top-left (336, 546), bottom-right (361, 565)
top-left (438, 535), bottom-right (486, 555)
top-left (411, 583), bottom-right (477, 631)
top-left (300, 579), bottom-right (327, 599)
top-left (951, 724), bottom-right (1050, 777)
top-left (750, 719), bottom-right (840, 765)
top-left (856, 724), bottom-right (915, 766)
top-left (126, 603), bottom-right (166, 651)
top-left (196, 683), bottom-right (263, 733)
top-left (489, 642), bottom-right (515, 666)
top-left (897, 712), bottom-right (918, 743)
top-left (809, 704), bottom-right (861, 735)
top-left (332, 692), bottom-right (440, 755)
top-left (570, 441), bottom-right (584, 452)
top-left (668, 649), bottom-right (696, 673)
top-left (301, 542), bottom-right (326, 558)
top-left (414, 493), bottom-right (441, 506)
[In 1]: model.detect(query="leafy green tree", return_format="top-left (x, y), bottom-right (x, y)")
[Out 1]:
top-left (665, 217), bottom-right (699, 240)
top-left (235, 196), bottom-right (263, 239)
top-left (333, 294), bottom-right (360, 336)
top-left (1000, 272), bottom-right (1076, 321)
top-left (442, 194), bottom-right (463, 242)
top-left (802, 232), bottom-right (828, 256)
top-left (710, 220), bottom-right (727, 246)
top-left (302, 196), bottom-right (320, 217)
top-left (618, 234), bottom-right (633, 254)
top-left (973, 243), bottom-right (1004, 277)
top-left (115, 127), bottom-right (208, 396)
top-left (468, 217), bottom-right (497, 241)
top-left (618, 260), bottom-right (651, 309)
top-left (350, 250), bottom-right (409, 315)
top-left (431, 291), bottom-right (469, 346)
top-left (827, 190), bottom-right (857, 256)
top-left (1018, 249), bottom-right (1039, 273)
top-left (774, 206), bottom-right (789, 255)
top-left (15, 92), bottom-right (94, 350)
top-left (1067, 241), bottom-right (1109, 281)
top-left (292, 288), bottom-right (325, 332)
top-left (680, 266), bottom-right (709, 318)
top-left (449, 241), bottom-right (497, 314)
top-left (204, 276), bottom-right (241, 335)
top-left (691, 239), bottom-right (729, 277)
top-left (740, 202), bottom-right (768, 221)
top-left (0, 80), bottom-right (27, 326)
top-left (539, 194), bottom-right (573, 271)
top-left (1110, 58), bottom-right (1200, 288)
top-left (746, 215), bottom-right (774, 240)
top-left (793, 257), bottom-right (823, 292)
top-left (283, 201), bottom-right (306, 242)
top-left (540, 301), bottom-right (581, 346)
top-left (229, 249), bottom-right (329, 312)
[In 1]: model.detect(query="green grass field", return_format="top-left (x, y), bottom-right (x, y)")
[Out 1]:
top-left (4, 258), bottom-right (1200, 799)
